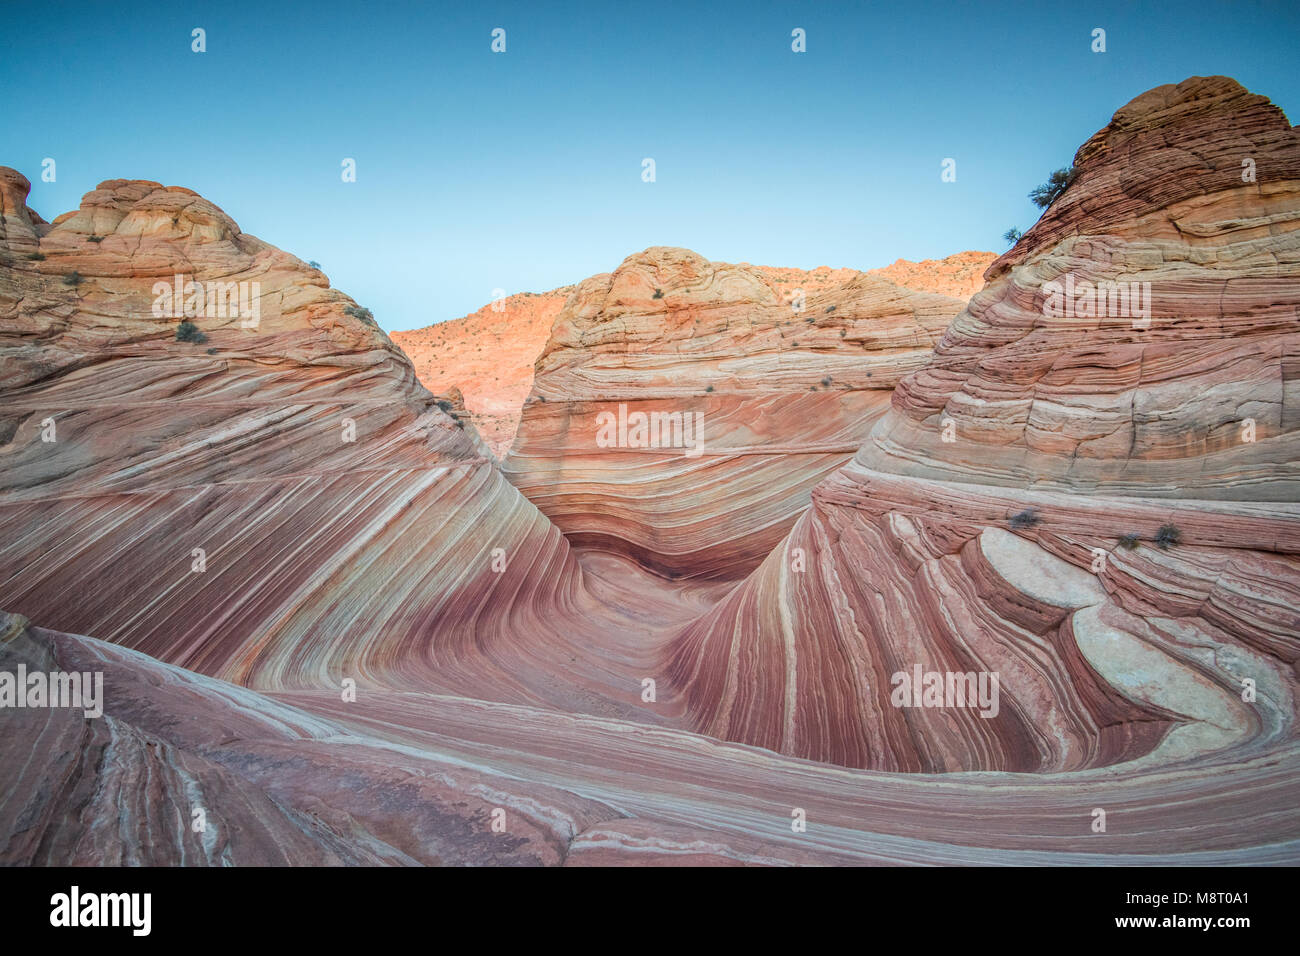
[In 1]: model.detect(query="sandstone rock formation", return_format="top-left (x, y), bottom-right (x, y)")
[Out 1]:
top-left (391, 289), bottom-right (571, 456)
top-left (390, 253), bottom-right (991, 462)
top-left (867, 250), bottom-right (997, 300)
top-left (501, 247), bottom-right (969, 579)
top-left (0, 170), bottom-right (646, 716)
top-left (667, 76), bottom-right (1300, 790)
top-left (1, 75), bottom-right (1297, 867)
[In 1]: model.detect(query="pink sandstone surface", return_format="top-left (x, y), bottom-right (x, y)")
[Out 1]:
top-left (0, 75), bottom-right (1297, 866)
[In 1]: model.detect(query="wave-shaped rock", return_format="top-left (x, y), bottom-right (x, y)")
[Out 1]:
top-left (1, 75), bottom-right (1297, 866)
top-left (665, 77), bottom-right (1300, 798)
top-left (0, 171), bottom-right (663, 717)
top-left (501, 246), bottom-right (969, 579)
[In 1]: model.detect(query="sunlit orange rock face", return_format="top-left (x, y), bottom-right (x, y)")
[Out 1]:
top-left (393, 253), bottom-right (992, 461)
top-left (501, 248), bottom-right (969, 579)
top-left (391, 290), bottom-right (571, 456)
top-left (1, 76), bottom-right (1298, 867)
top-left (867, 250), bottom-right (997, 299)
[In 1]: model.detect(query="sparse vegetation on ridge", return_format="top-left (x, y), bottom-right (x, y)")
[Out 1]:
top-left (1030, 167), bottom-right (1077, 209)
top-left (344, 304), bottom-right (376, 325)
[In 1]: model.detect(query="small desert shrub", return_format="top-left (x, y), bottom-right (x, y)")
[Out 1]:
top-left (175, 320), bottom-right (208, 344)
top-left (705, 385), bottom-right (714, 393)
top-left (1008, 508), bottom-right (1042, 530)
top-left (652, 288), bottom-right (664, 299)
top-left (1154, 524), bottom-right (1182, 550)
top-left (825, 305), bottom-right (836, 313)
top-left (87, 235), bottom-right (104, 243)
top-left (435, 399), bottom-right (454, 412)
top-left (1003, 227), bottom-right (1023, 245)
top-left (806, 317), bottom-right (815, 323)
top-left (1118, 533), bottom-right (1141, 550)
top-left (1029, 167), bottom-right (1077, 209)
top-left (62, 271), bottom-right (83, 286)
top-left (343, 304), bottom-right (375, 325)
top-left (25, 251), bottom-right (45, 261)
top-left (308, 260), bottom-right (321, 270)
top-left (821, 376), bottom-right (832, 387)
top-left (205, 347), bottom-right (218, 355)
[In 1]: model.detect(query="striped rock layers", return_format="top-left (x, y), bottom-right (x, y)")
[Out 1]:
top-left (666, 76), bottom-right (1300, 809)
top-left (0, 169), bottom-right (669, 717)
top-left (1, 76), bottom-right (1298, 866)
top-left (502, 247), bottom-right (968, 579)
top-left (391, 252), bottom-right (993, 463)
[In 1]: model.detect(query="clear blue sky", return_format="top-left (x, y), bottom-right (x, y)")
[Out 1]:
top-left (5, 0), bottom-right (1297, 331)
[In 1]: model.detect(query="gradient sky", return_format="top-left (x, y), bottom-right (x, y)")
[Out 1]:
top-left (5, 0), bottom-right (1298, 331)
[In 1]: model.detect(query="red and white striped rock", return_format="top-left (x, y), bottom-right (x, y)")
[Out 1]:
top-left (1, 75), bottom-right (1297, 866)
top-left (502, 246), bottom-right (968, 579)
top-left (666, 77), bottom-right (1300, 790)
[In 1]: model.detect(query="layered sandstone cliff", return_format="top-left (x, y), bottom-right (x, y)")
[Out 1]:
top-left (666, 77), bottom-right (1300, 789)
top-left (391, 289), bottom-right (571, 456)
top-left (390, 252), bottom-right (992, 462)
top-left (501, 247), bottom-right (969, 579)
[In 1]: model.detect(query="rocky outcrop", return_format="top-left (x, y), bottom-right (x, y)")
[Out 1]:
top-left (391, 289), bottom-right (571, 456)
top-left (666, 77), bottom-right (1300, 792)
top-left (867, 250), bottom-right (997, 300)
top-left (0, 172), bottom-right (653, 716)
top-left (501, 247), bottom-right (969, 579)
top-left (1, 74), bottom-right (1297, 867)
top-left (886, 75), bottom-right (1300, 497)
top-left (391, 254), bottom-right (991, 464)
